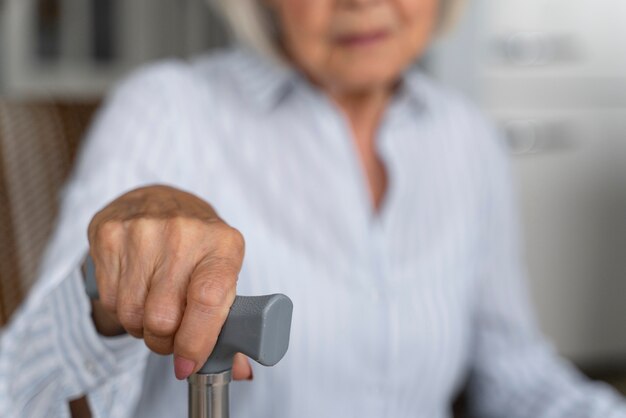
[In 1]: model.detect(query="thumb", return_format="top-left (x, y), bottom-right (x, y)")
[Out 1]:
top-left (232, 353), bottom-right (253, 381)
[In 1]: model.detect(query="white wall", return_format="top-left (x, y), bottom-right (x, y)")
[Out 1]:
top-left (428, 0), bottom-right (488, 102)
top-left (431, 0), bottom-right (626, 367)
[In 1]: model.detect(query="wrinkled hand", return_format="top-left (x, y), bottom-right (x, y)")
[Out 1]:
top-left (87, 185), bottom-right (252, 380)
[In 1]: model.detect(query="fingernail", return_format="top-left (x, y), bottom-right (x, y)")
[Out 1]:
top-left (174, 356), bottom-right (196, 380)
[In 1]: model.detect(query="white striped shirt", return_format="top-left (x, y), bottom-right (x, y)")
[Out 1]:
top-left (1, 46), bottom-right (625, 418)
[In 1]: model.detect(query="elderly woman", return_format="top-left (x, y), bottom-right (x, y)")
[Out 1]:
top-left (2, 0), bottom-right (626, 417)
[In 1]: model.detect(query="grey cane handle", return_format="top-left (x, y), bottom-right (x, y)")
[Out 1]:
top-left (84, 255), bottom-right (99, 299)
top-left (199, 293), bottom-right (293, 374)
top-left (84, 255), bottom-right (293, 374)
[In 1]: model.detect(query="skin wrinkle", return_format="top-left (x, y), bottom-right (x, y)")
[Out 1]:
top-left (93, 187), bottom-right (219, 222)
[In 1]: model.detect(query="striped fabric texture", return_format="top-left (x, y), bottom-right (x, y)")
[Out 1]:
top-left (1, 46), bottom-right (625, 418)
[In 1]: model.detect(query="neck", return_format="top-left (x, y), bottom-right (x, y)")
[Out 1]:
top-left (327, 85), bottom-right (394, 139)
top-left (324, 83), bottom-right (396, 212)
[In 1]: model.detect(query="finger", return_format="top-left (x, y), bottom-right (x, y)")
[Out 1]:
top-left (116, 222), bottom-right (159, 338)
top-left (232, 353), bottom-right (253, 381)
top-left (172, 256), bottom-right (239, 380)
top-left (89, 221), bottom-right (125, 312)
top-left (116, 260), bottom-right (150, 338)
top-left (143, 257), bottom-right (191, 355)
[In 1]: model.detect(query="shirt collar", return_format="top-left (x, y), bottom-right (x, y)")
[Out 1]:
top-left (231, 45), bottom-right (298, 111)
top-left (394, 63), bottom-right (430, 114)
top-left (232, 44), bottom-right (429, 114)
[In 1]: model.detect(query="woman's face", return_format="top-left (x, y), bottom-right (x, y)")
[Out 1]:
top-left (269, 0), bottom-right (439, 93)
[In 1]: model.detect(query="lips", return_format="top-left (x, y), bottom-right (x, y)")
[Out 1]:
top-left (335, 29), bottom-right (390, 47)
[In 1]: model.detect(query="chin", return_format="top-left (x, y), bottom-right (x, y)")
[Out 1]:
top-left (332, 67), bottom-right (403, 93)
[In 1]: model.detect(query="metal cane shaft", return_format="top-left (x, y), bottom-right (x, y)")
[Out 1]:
top-left (188, 371), bottom-right (232, 418)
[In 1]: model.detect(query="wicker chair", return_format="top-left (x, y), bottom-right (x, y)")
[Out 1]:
top-left (0, 101), bottom-right (98, 417)
top-left (0, 101), bottom-right (97, 325)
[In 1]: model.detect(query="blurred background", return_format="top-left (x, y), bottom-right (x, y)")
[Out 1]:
top-left (0, 0), bottom-right (624, 394)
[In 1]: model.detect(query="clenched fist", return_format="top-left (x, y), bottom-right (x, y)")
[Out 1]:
top-left (86, 185), bottom-right (252, 380)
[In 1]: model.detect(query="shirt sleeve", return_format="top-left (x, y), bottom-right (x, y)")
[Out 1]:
top-left (0, 60), bottom-right (200, 418)
top-left (465, 124), bottom-right (626, 418)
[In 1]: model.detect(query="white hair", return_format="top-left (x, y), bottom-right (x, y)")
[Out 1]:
top-left (210, 0), bottom-right (464, 62)
top-left (210, 0), bottom-right (281, 61)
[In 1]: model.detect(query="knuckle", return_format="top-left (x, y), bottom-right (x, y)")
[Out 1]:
top-left (144, 334), bottom-right (174, 355)
top-left (210, 226), bottom-right (245, 264)
top-left (127, 329), bottom-right (144, 339)
top-left (161, 217), bottom-right (201, 257)
top-left (188, 280), bottom-right (230, 312)
top-left (117, 303), bottom-right (144, 331)
top-left (218, 224), bottom-right (244, 246)
top-left (144, 306), bottom-right (181, 336)
top-left (172, 215), bottom-right (196, 230)
top-left (128, 218), bottom-right (160, 240)
top-left (88, 209), bottom-right (108, 239)
top-left (95, 221), bottom-right (124, 253)
top-left (99, 292), bottom-right (118, 313)
top-left (168, 216), bottom-right (199, 236)
top-left (207, 221), bottom-right (230, 239)
top-left (170, 218), bottom-right (206, 251)
top-left (225, 227), bottom-right (245, 256)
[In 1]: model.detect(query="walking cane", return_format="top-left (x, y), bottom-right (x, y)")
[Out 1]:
top-left (84, 255), bottom-right (293, 418)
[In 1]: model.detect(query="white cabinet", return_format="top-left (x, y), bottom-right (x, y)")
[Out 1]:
top-left (501, 108), bottom-right (626, 364)
top-left (431, 0), bottom-right (626, 366)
